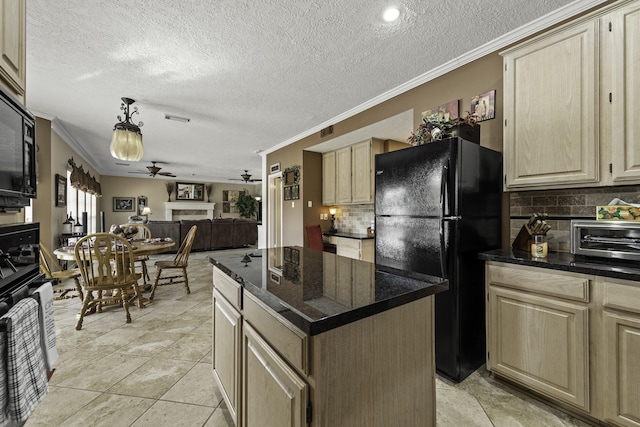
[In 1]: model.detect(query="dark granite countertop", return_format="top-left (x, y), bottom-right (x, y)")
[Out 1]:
top-left (323, 231), bottom-right (374, 240)
top-left (208, 247), bottom-right (448, 336)
top-left (479, 248), bottom-right (640, 282)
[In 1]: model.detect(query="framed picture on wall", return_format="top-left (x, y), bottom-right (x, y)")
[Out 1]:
top-left (422, 99), bottom-right (460, 121)
top-left (284, 186), bottom-right (292, 201)
top-left (470, 90), bottom-right (496, 122)
top-left (137, 196), bottom-right (147, 215)
top-left (55, 174), bottom-right (67, 207)
top-left (176, 182), bottom-right (205, 201)
top-left (113, 197), bottom-right (135, 212)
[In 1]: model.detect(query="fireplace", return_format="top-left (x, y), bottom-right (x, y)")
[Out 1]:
top-left (164, 202), bottom-right (215, 221)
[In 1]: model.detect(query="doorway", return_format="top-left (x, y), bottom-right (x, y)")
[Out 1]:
top-left (268, 173), bottom-right (283, 249)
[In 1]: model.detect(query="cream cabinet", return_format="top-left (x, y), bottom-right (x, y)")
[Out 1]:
top-left (242, 323), bottom-right (308, 427)
top-left (335, 146), bottom-right (352, 204)
top-left (214, 266), bottom-right (310, 427)
top-left (324, 235), bottom-right (374, 262)
top-left (610, 1), bottom-right (640, 184)
top-left (486, 263), bottom-right (591, 411)
top-left (213, 289), bottom-right (242, 425)
top-left (212, 269), bottom-right (244, 425)
top-left (601, 278), bottom-right (640, 427)
top-left (322, 151), bottom-right (336, 205)
top-left (502, 20), bottom-right (598, 190)
top-left (502, 0), bottom-right (640, 190)
top-left (351, 140), bottom-right (375, 203)
top-left (0, 0), bottom-right (26, 100)
top-left (486, 260), bottom-right (640, 425)
top-left (322, 138), bottom-right (383, 205)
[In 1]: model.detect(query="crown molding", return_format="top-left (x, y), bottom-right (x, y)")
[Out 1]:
top-left (263, 0), bottom-right (608, 155)
top-left (51, 118), bottom-right (101, 172)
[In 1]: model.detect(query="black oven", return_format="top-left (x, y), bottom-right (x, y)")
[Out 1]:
top-left (0, 223), bottom-right (42, 306)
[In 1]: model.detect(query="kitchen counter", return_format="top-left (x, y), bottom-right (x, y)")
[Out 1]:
top-left (479, 247), bottom-right (640, 282)
top-left (322, 231), bottom-right (373, 240)
top-left (208, 247), bottom-right (448, 335)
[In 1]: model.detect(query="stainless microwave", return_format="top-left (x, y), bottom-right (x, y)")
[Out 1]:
top-left (571, 220), bottom-right (640, 261)
top-left (0, 86), bottom-right (36, 208)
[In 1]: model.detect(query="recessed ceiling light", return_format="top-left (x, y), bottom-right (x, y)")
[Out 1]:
top-left (383, 7), bottom-right (400, 22)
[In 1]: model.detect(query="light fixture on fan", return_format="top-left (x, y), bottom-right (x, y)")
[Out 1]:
top-left (110, 97), bottom-right (144, 161)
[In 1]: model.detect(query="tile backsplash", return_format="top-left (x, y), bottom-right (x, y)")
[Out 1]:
top-left (332, 204), bottom-right (374, 235)
top-left (509, 185), bottom-right (640, 252)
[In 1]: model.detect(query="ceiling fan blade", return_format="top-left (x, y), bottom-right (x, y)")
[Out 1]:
top-left (128, 171), bottom-right (149, 174)
top-left (158, 171), bottom-right (174, 176)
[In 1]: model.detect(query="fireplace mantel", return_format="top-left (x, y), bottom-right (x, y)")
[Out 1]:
top-left (164, 202), bottom-right (215, 220)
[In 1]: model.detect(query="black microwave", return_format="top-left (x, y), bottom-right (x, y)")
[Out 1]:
top-left (0, 86), bottom-right (36, 208)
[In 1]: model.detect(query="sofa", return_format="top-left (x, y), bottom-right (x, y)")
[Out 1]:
top-left (146, 218), bottom-right (258, 253)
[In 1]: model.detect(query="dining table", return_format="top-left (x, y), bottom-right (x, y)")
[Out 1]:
top-left (54, 237), bottom-right (176, 308)
top-left (53, 237), bottom-right (176, 262)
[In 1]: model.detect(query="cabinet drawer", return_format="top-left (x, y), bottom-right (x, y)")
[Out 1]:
top-left (338, 238), bottom-right (360, 251)
top-left (243, 291), bottom-right (308, 375)
top-left (213, 267), bottom-right (242, 309)
top-left (487, 262), bottom-right (590, 302)
top-left (602, 278), bottom-right (640, 316)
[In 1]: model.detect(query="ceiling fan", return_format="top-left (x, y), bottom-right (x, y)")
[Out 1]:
top-left (129, 161), bottom-right (176, 178)
top-left (229, 170), bottom-right (262, 183)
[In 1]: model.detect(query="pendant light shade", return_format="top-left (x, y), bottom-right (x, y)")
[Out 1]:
top-left (110, 97), bottom-right (144, 161)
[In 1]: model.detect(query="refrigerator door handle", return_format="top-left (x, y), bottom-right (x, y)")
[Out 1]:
top-left (440, 164), bottom-right (448, 218)
top-left (439, 219), bottom-right (447, 279)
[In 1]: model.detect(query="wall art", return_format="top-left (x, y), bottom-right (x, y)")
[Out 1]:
top-left (470, 90), bottom-right (496, 122)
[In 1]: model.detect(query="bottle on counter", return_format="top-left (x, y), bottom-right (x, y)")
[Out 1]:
top-left (531, 234), bottom-right (548, 258)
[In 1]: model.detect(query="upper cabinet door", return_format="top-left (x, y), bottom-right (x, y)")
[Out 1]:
top-left (502, 20), bottom-right (599, 190)
top-left (351, 140), bottom-right (373, 204)
top-left (335, 146), bottom-right (352, 204)
top-left (322, 151), bottom-right (336, 205)
top-left (610, 2), bottom-right (640, 184)
top-left (0, 0), bottom-right (26, 99)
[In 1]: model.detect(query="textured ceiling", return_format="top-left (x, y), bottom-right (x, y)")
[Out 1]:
top-left (25, 0), bottom-right (604, 183)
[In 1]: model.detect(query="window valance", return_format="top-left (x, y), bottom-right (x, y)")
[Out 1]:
top-left (67, 158), bottom-right (102, 197)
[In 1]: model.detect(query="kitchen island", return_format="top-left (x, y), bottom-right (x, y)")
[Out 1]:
top-left (209, 247), bottom-right (448, 427)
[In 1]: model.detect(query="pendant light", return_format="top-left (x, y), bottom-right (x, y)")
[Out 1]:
top-left (110, 97), bottom-right (144, 161)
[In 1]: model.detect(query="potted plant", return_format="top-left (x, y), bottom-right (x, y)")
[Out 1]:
top-left (408, 111), bottom-right (479, 146)
top-left (235, 191), bottom-right (257, 218)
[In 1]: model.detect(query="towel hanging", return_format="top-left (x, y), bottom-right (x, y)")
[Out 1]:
top-left (0, 297), bottom-right (48, 424)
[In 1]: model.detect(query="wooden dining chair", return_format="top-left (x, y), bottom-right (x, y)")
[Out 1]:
top-left (73, 233), bottom-right (142, 330)
top-left (120, 223), bottom-right (152, 285)
top-left (39, 241), bottom-right (84, 301)
top-left (149, 225), bottom-right (197, 301)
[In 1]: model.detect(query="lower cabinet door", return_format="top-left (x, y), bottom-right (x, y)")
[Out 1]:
top-left (488, 286), bottom-right (590, 411)
top-left (242, 322), bottom-right (308, 427)
top-left (213, 289), bottom-right (242, 425)
top-left (605, 311), bottom-right (640, 427)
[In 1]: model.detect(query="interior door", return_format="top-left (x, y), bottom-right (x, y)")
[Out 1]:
top-left (268, 173), bottom-right (282, 249)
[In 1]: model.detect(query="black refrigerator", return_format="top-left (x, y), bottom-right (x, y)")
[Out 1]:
top-left (374, 137), bottom-right (502, 382)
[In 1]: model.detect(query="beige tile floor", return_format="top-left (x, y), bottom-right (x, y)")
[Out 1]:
top-left (26, 249), bottom-right (595, 427)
